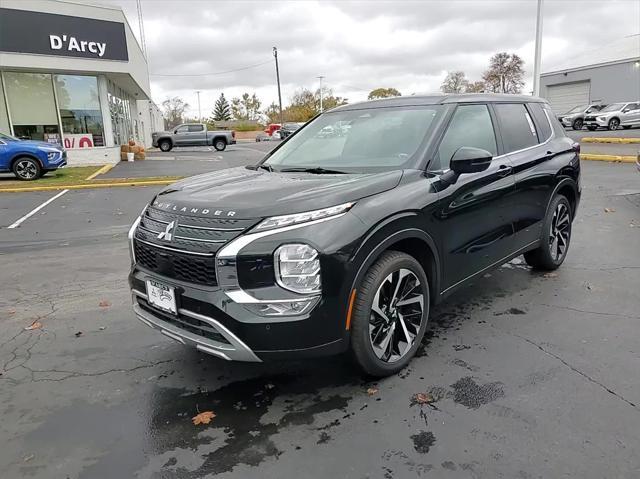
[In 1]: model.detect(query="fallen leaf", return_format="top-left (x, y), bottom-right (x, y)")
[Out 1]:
top-left (74, 331), bottom-right (83, 337)
top-left (604, 208), bottom-right (615, 213)
top-left (8, 309), bottom-right (16, 315)
top-left (192, 411), bottom-right (216, 425)
top-left (99, 326), bottom-right (106, 331)
top-left (23, 454), bottom-right (35, 462)
top-left (99, 300), bottom-right (111, 308)
top-left (543, 272), bottom-right (558, 278)
top-left (413, 392), bottom-right (433, 405)
top-left (25, 321), bottom-right (42, 331)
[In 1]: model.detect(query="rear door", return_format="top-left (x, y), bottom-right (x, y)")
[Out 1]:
top-left (186, 124), bottom-right (206, 146)
top-left (621, 103), bottom-right (640, 126)
top-left (431, 104), bottom-right (516, 291)
top-left (493, 102), bottom-right (556, 250)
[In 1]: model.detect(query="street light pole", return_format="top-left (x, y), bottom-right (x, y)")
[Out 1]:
top-left (196, 90), bottom-right (202, 121)
top-left (532, 0), bottom-right (544, 97)
top-left (273, 47), bottom-right (283, 126)
top-left (317, 75), bottom-right (325, 112)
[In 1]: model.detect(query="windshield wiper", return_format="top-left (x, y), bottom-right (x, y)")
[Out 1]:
top-left (278, 167), bottom-right (348, 174)
top-left (253, 164), bottom-right (273, 172)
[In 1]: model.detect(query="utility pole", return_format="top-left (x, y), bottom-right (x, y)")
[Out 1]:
top-left (273, 47), bottom-right (283, 126)
top-left (317, 75), bottom-right (325, 112)
top-left (196, 90), bottom-right (201, 121)
top-left (532, 0), bottom-right (544, 97)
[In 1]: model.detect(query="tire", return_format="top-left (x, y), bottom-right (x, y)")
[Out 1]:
top-left (587, 126), bottom-right (597, 131)
top-left (524, 194), bottom-right (572, 271)
top-left (214, 138), bottom-right (227, 151)
top-left (608, 118), bottom-right (620, 130)
top-left (572, 119), bottom-right (583, 130)
top-left (350, 251), bottom-right (430, 377)
top-left (12, 157), bottom-right (41, 181)
top-left (159, 140), bottom-right (172, 152)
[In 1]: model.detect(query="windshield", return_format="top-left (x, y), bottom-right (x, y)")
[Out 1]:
top-left (586, 105), bottom-right (605, 113)
top-left (567, 105), bottom-right (587, 113)
top-left (0, 132), bottom-right (19, 142)
top-left (263, 106), bottom-right (443, 173)
top-left (600, 103), bottom-right (625, 112)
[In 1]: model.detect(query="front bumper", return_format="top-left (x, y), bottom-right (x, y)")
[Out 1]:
top-left (559, 117), bottom-right (574, 127)
top-left (583, 118), bottom-right (608, 128)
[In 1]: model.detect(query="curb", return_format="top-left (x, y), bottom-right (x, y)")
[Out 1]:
top-left (580, 154), bottom-right (637, 163)
top-left (0, 178), bottom-right (181, 193)
top-left (581, 137), bottom-right (640, 144)
top-left (84, 163), bottom-right (115, 180)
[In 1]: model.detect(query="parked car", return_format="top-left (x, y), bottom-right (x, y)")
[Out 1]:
top-left (128, 94), bottom-right (580, 376)
top-left (263, 123), bottom-right (282, 137)
top-left (152, 123), bottom-right (236, 152)
top-left (583, 101), bottom-right (640, 131)
top-left (0, 132), bottom-right (67, 180)
top-left (279, 122), bottom-right (305, 139)
top-left (557, 104), bottom-right (606, 130)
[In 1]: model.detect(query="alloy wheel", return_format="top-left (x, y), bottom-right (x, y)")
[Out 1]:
top-left (16, 160), bottom-right (38, 180)
top-left (548, 202), bottom-right (571, 262)
top-left (369, 268), bottom-right (425, 363)
top-left (609, 119), bottom-right (619, 130)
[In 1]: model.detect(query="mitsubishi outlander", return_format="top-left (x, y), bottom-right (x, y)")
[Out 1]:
top-left (128, 94), bottom-right (581, 376)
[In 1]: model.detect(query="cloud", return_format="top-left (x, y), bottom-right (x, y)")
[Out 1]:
top-left (104, 0), bottom-right (640, 115)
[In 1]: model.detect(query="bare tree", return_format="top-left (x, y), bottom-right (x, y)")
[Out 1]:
top-left (466, 81), bottom-right (486, 93)
top-left (440, 71), bottom-right (469, 94)
top-left (482, 52), bottom-right (525, 94)
top-left (162, 97), bottom-right (189, 128)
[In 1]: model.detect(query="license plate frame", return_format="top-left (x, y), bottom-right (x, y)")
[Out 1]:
top-left (146, 279), bottom-right (177, 315)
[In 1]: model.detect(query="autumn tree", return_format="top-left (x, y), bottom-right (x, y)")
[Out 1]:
top-left (367, 87), bottom-right (402, 100)
top-left (231, 93), bottom-right (262, 121)
top-left (282, 88), bottom-right (348, 122)
top-left (482, 52), bottom-right (525, 94)
top-left (212, 93), bottom-right (231, 121)
top-left (466, 81), bottom-right (486, 93)
top-left (162, 97), bottom-right (189, 128)
top-left (440, 71), bottom-right (469, 94)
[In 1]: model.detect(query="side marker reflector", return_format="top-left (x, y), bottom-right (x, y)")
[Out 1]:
top-left (345, 289), bottom-right (357, 330)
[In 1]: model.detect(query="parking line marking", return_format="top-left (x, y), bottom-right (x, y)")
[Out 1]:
top-left (7, 189), bottom-right (69, 229)
top-left (85, 164), bottom-right (115, 180)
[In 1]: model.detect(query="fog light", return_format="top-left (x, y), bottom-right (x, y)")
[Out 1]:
top-left (275, 244), bottom-right (321, 294)
top-left (243, 297), bottom-right (319, 316)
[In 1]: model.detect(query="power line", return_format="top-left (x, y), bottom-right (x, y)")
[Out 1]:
top-left (150, 59), bottom-right (273, 77)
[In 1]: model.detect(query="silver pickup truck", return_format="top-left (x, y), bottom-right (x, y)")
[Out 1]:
top-left (152, 123), bottom-right (236, 152)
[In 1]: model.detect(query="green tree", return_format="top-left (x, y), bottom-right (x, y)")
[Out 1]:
top-left (367, 87), bottom-right (401, 100)
top-left (281, 88), bottom-right (347, 122)
top-left (231, 92), bottom-right (262, 121)
top-left (162, 97), bottom-right (189, 128)
top-left (212, 93), bottom-right (231, 121)
top-left (440, 71), bottom-right (469, 94)
top-left (482, 52), bottom-right (525, 94)
top-left (264, 102), bottom-right (281, 124)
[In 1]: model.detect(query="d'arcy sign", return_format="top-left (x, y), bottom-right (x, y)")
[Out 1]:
top-left (0, 8), bottom-right (128, 61)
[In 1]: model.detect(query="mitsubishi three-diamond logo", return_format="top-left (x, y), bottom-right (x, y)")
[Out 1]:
top-left (157, 221), bottom-right (175, 241)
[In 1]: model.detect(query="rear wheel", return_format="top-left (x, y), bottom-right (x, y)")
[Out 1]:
top-left (159, 140), bottom-right (172, 152)
top-left (214, 138), bottom-right (227, 151)
top-left (524, 194), bottom-right (572, 270)
top-left (351, 251), bottom-right (429, 377)
top-left (608, 118), bottom-right (620, 130)
top-left (12, 157), bottom-right (41, 181)
top-left (572, 118), bottom-right (583, 130)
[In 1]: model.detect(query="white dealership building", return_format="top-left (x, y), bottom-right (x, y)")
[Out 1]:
top-left (0, 0), bottom-right (164, 165)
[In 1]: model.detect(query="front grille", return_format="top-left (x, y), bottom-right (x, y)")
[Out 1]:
top-left (584, 116), bottom-right (597, 121)
top-left (137, 299), bottom-right (230, 344)
top-left (135, 240), bottom-right (217, 285)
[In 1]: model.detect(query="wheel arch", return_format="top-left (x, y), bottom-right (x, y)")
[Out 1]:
top-left (11, 153), bottom-right (43, 169)
top-left (549, 178), bottom-right (578, 217)
top-left (212, 135), bottom-right (227, 144)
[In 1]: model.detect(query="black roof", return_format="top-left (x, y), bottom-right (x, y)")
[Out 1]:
top-left (331, 93), bottom-right (546, 112)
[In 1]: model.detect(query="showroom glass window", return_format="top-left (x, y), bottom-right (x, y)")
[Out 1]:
top-left (54, 75), bottom-right (105, 147)
top-left (3, 72), bottom-right (61, 143)
top-left (107, 80), bottom-right (133, 146)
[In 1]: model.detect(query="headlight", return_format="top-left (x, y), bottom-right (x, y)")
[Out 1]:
top-left (274, 244), bottom-right (321, 294)
top-left (46, 151), bottom-right (58, 160)
top-left (598, 116), bottom-right (606, 121)
top-left (255, 202), bottom-right (353, 231)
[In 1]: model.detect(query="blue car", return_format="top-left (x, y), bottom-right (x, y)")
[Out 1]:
top-left (0, 133), bottom-right (67, 180)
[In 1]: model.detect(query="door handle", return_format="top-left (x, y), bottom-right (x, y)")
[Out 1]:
top-left (496, 165), bottom-right (512, 177)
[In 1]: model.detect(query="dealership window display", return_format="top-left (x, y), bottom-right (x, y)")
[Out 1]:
top-left (54, 75), bottom-right (105, 147)
top-left (0, 79), bottom-right (10, 135)
top-left (3, 72), bottom-right (61, 143)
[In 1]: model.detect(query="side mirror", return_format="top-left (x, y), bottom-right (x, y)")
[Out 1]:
top-left (449, 147), bottom-right (493, 174)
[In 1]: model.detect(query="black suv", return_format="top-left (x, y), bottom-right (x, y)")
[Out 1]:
top-left (128, 94), bottom-right (580, 376)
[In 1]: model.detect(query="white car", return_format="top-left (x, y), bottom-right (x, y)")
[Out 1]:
top-left (583, 101), bottom-right (640, 131)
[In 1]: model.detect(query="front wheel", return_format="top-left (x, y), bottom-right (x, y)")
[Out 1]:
top-left (572, 119), bottom-right (583, 130)
top-left (214, 139), bottom-right (227, 151)
top-left (524, 194), bottom-right (572, 270)
top-left (159, 140), bottom-right (172, 152)
top-left (608, 118), bottom-right (620, 130)
top-left (13, 157), bottom-right (41, 181)
top-left (350, 251), bottom-right (429, 377)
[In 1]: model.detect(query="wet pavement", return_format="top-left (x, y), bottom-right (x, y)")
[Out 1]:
top-left (1, 161), bottom-right (639, 478)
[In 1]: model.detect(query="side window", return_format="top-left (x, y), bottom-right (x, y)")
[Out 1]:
top-left (494, 103), bottom-right (539, 153)
top-left (528, 103), bottom-right (552, 141)
top-left (175, 125), bottom-right (188, 133)
top-left (432, 105), bottom-right (497, 171)
top-left (188, 124), bottom-right (204, 132)
top-left (625, 103), bottom-right (639, 111)
top-left (542, 104), bottom-right (567, 138)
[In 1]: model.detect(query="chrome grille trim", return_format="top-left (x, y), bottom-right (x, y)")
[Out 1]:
top-left (135, 237), bottom-right (215, 257)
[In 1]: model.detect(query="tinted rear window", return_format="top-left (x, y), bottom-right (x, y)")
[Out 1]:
top-left (528, 103), bottom-right (552, 141)
top-left (494, 103), bottom-right (539, 153)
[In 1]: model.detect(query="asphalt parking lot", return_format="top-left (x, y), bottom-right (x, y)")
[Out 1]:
top-left (1, 160), bottom-right (639, 478)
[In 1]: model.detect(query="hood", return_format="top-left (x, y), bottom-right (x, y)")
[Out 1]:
top-left (152, 166), bottom-right (403, 218)
top-left (19, 140), bottom-right (62, 149)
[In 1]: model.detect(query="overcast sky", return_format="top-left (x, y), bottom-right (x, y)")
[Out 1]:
top-left (102, 0), bottom-right (639, 117)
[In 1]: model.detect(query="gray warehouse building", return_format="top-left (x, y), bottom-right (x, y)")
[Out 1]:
top-left (541, 34), bottom-right (640, 114)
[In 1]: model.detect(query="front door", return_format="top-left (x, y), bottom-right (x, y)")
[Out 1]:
top-left (173, 125), bottom-right (189, 146)
top-left (621, 103), bottom-right (640, 126)
top-left (430, 104), bottom-right (516, 291)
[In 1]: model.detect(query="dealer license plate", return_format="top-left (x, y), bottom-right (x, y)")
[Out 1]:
top-left (146, 279), bottom-right (177, 314)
